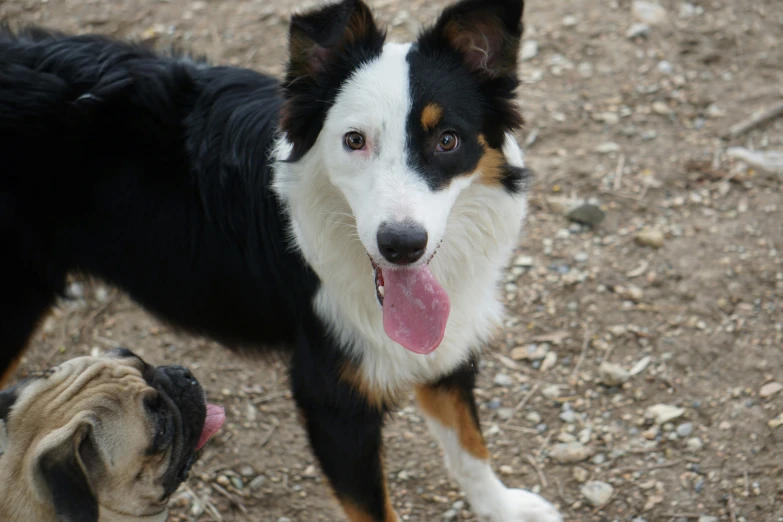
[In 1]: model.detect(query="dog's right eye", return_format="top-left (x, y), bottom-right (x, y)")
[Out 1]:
top-left (344, 131), bottom-right (366, 151)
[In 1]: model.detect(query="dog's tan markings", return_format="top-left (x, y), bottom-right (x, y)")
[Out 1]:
top-left (338, 362), bottom-right (396, 411)
top-left (474, 134), bottom-right (507, 188)
top-left (415, 384), bottom-right (490, 460)
top-left (421, 103), bottom-right (444, 131)
top-left (339, 487), bottom-right (396, 522)
top-left (0, 354), bottom-right (24, 389)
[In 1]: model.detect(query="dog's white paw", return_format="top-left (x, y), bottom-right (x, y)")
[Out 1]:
top-left (474, 488), bottom-right (563, 522)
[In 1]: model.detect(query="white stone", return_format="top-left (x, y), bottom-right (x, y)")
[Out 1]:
top-left (581, 481), bottom-right (614, 508)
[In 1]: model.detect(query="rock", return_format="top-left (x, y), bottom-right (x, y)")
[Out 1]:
top-left (599, 361), bottom-right (630, 386)
top-left (559, 409), bottom-right (577, 423)
top-left (540, 351), bottom-right (558, 372)
top-left (596, 141), bottom-right (621, 154)
top-left (546, 196), bottom-right (580, 216)
top-left (572, 466), bottom-right (589, 483)
top-left (726, 147), bottom-right (783, 176)
top-left (561, 14), bottom-right (578, 27)
top-left (526, 411), bottom-right (542, 424)
top-left (686, 437), bottom-right (704, 452)
top-left (676, 422), bottom-right (694, 438)
top-left (646, 404), bottom-right (685, 424)
top-left (698, 516), bottom-right (718, 522)
top-left (499, 465), bottom-right (513, 476)
top-left (632, 1), bottom-right (667, 25)
top-left (635, 228), bottom-right (665, 248)
top-left (550, 442), bottom-right (594, 463)
top-left (521, 40), bottom-right (539, 61)
top-left (626, 22), bottom-right (651, 39)
top-left (567, 203), bottom-right (605, 227)
top-left (581, 481), bottom-right (614, 508)
top-left (493, 373), bottom-right (514, 387)
top-left (760, 382), bottom-right (783, 398)
top-left (511, 344), bottom-right (549, 361)
top-left (249, 475), bottom-right (267, 490)
top-left (240, 465), bottom-right (256, 477)
top-left (652, 101), bottom-right (671, 115)
top-left (542, 384), bottom-right (563, 399)
top-left (443, 509), bottom-right (458, 521)
top-left (497, 407), bottom-right (514, 421)
top-left (769, 413), bottom-right (783, 429)
top-left (514, 254), bottom-right (534, 267)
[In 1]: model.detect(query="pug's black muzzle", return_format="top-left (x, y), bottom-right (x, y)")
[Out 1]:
top-left (149, 365), bottom-right (207, 496)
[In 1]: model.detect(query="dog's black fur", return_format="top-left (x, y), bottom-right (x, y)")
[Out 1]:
top-left (0, 24), bottom-right (309, 351)
top-left (0, 0), bottom-right (531, 518)
top-left (0, 21), bottom-right (400, 518)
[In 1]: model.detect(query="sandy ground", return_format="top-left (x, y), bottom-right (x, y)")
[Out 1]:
top-left (2, 0), bottom-right (782, 520)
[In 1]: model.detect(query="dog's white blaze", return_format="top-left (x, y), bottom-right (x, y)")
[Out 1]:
top-left (273, 42), bottom-right (528, 391)
top-left (422, 416), bottom-right (563, 522)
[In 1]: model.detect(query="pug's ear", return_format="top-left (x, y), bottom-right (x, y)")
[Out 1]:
top-left (36, 423), bottom-right (101, 522)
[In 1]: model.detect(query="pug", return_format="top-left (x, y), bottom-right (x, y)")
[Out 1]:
top-left (0, 348), bottom-right (225, 522)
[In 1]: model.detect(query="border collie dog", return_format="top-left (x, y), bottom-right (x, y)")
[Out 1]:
top-left (0, 0), bottom-right (562, 520)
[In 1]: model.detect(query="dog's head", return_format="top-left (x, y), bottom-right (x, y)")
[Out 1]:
top-left (0, 348), bottom-right (225, 522)
top-left (278, 0), bottom-right (527, 355)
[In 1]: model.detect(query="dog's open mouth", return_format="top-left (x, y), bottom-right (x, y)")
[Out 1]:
top-left (369, 250), bottom-right (450, 355)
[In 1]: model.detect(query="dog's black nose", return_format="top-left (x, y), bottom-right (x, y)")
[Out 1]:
top-left (163, 365), bottom-right (198, 388)
top-left (377, 221), bottom-right (428, 265)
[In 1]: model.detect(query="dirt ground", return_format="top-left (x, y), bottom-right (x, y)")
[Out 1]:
top-left (2, 0), bottom-right (782, 520)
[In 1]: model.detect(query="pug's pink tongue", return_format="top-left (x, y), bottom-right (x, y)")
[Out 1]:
top-left (196, 404), bottom-right (225, 451)
top-left (382, 266), bottom-right (450, 354)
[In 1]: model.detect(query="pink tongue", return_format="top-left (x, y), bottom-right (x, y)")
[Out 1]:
top-left (196, 404), bottom-right (225, 451)
top-left (382, 266), bottom-right (450, 354)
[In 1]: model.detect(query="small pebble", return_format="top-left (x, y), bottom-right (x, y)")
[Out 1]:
top-left (676, 422), bottom-right (693, 438)
top-left (635, 228), bottom-right (665, 248)
top-left (632, 0), bottom-right (667, 25)
top-left (646, 404), bottom-right (685, 424)
top-left (599, 361), bottom-right (630, 386)
top-left (581, 480), bottom-right (614, 508)
top-left (521, 40), bottom-right (539, 61)
top-left (550, 441), bottom-right (594, 463)
top-left (760, 382), bottom-right (783, 398)
top-left (626, 22), bottom-right (651, 39)
top-left (567, 203), bottom-right (605, 227)
top-left (572, 466), bottom-right (589, 483)
top-left (686, 437), bottom-right (704, 452)
top-left (493, 373), bottom-right (513, 387)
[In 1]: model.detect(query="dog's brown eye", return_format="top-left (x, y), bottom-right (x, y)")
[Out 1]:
top-left (344, 131), bottom-right (365, 151)
top-left (437, 132), bottom-right (459, 152)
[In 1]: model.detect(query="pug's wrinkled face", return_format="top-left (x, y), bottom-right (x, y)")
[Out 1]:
top-left (0, 348), bottom-right (225, 522)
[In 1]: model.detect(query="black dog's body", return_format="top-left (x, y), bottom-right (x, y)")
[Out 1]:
top-left (0, 25), bottom-right (403, 519)
top-left (1, 26), bottom-right (304, 350)
top-left (0, 1), bottom-right (563, 519)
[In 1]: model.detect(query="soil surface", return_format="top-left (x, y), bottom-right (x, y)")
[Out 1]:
top-left (2, 0), bottom-right (782, 520)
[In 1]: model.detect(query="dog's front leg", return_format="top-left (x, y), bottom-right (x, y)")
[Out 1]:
top-left (415, 359), bottom-right (563, 522)
top-left (290, 334), bottom-right (398, 522)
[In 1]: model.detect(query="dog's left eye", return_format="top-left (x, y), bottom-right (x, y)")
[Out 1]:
top-left (436, 132), bottom-right (459, 152)
top-left (344, 131), bottom-right (366, 151)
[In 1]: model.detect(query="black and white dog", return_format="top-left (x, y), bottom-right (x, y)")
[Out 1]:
top-left (0, 0), bottom-right (562, 520)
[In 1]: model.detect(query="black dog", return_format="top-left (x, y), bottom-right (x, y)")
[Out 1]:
top-left (0, 1), bottom-right (562, 520)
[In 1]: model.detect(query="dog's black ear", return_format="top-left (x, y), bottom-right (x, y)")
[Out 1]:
top-left (0, 388), bottom-right (17, 421)
top-left (37, 424), bottom-right (100, 522)
top-left (286, 0), bottom-right (383, 80)
top-left (425, 0), bottom-right (524, 78)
